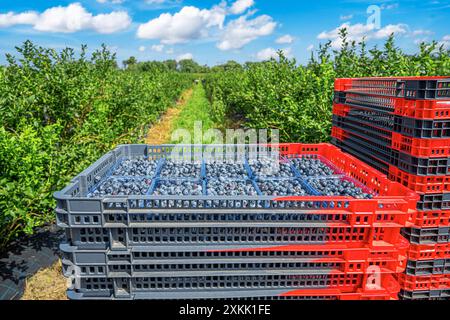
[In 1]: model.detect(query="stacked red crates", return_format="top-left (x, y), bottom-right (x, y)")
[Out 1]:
top-left (331, 76), bottom-right (450, 300)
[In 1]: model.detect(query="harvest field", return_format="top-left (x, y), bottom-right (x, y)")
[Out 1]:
top-left (1, 36), bottom-right (449, 252)
top-left (0, 35), bottom-right (449, 299)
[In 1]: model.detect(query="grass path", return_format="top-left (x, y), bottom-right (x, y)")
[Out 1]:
top-left (169, 83), bottom-right (219, 144)
top-left (145, 88), bottom-right (193, 145)
top-left (22, 83), bottom-right (219, 300)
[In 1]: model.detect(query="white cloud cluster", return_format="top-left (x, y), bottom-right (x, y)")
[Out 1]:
top-left (137, 5), bottom-right (226, 44)
top-left (276, 34), bottom-right (295, 44)
top-left (137, 1), bottom-right (277, 51)
top-left (256, 47), bottom-right (292, 61)
top-left (0, 11), bottom-right (39, 28)
top-left (217, 14), bottom-right (277, 50)
top-left (0, 3), bottom-right (131, 34)
top-left (318, 22), bottom-right (407, 49)
top-left (229, 0), bottom-right (255, 15)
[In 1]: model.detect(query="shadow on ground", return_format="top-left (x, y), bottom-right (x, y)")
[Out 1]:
top-left (0, 224), bottom-right (64, 300)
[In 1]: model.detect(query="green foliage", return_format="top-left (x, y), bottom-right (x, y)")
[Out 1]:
top-left (0, 41), bottom-right (192, 249)
top-left (177, 59), bottom-right (209, 73)
top-left (205, 32), bottom-right (450, 143)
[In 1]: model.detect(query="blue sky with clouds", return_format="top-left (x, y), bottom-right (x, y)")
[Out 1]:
top-left (0, 0), bottom-right (449, 65)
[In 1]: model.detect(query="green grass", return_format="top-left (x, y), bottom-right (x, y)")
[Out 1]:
top-left (170, 83), bottom-right (220, 144)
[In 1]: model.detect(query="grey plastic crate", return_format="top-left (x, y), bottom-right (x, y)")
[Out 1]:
top-left (399, 289), bottom-right (450, 300)
top-left (405, 259), bottom-right (450, 276)
top-left (60, 244), bottom-right (365, 278)
top-left (55, 144), bottom-right (387, 232)
top-left (63, 224), bottom-right (376, 250)
top-left (67, 288), bottom-right (339, 300)
top-left (64, 272), bottom-right (369, 300)
top-left (401, 227), bottom-right (450, 245)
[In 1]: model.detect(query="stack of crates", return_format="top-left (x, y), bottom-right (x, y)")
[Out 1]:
top-left (55, 144), bottom-right (416, 300)
top-left (331, 76), bottom-right (450, 300)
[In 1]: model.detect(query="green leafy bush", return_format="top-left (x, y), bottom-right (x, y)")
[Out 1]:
top-left (204, 33), bottom-right (450, 143)
top-left (0, 41), bottom-right (192, 249)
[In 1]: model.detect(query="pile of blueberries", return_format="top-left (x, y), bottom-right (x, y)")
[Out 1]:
top-left (308, 178), bottom-right (372, 198)
top-left (160, 160), bottom-right (202, 178)
top-left (207, 177), bottom-right (257, 196)
top-left (206, 161), bottom-right (248, 179)
top-left (112, 158), bottom-right (158, 177)
top-left (89, 177), bottom-right (152, 197)
top-left (257, 179), bottom-right (307, 196)
top-left (249, 157), bottom-right (295, 178)
top-left (291, 157), bottom-right (336, 177)
top-left (153, 180), bottom-right (203, 196)
top-left (89, 155), bottom-right (375, 199)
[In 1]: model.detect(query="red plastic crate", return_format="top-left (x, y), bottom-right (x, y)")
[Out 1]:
top-left (335, 76), bottom-right (450, 91)
top-left (281, 273), bottom-right (400, 300)
top-left (407, 210), bottom-right (450, 228)
top-left (398, 274), bottom-right (450, 291)
top-left (332, 103), bottom-right (352, 117)
top-left (391, 132), bottom-right (450, 158)
top-left (331, 126), bottom-right (349, 141)
top-left (334, 76), bottom-right (450, 101)
top-left (333, 104), bottom-right (450, 158)
top-left (336, 93), bottom-right (450, 119)
top-left (408, 243), bottom-right (450, 261)
top-left (213, 239), bottom-right (409, 274)
top-left (388, 165), bottom-right (450, 194)
top-left (277, 143), bottom-right (417, 201)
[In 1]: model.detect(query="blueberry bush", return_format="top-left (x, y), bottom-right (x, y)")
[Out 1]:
top-left (204, 32), bottom-right (450, 143)
top-left (0, 41), bottom-right (192, 249)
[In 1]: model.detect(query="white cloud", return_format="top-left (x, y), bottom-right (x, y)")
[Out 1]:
top-left (218, 14), bottom-right (277, 51)
top-left (176, 52), bottom-right (193, 61)
top-left (318, 22), bottom-right (407, 49)
top-left (0, 3), bottom-right (131, 34)
top-left (276, 34), bottom-right (295, 44)
top-left (256, 47), bottom-right (292, 61)
top-left (151, 44), bottom-right (165, 52)
top-left (166, 48), bottom-right (174, 54)
top-left (307, 44), bottom-right (314, 51)
top-left (340, 14), bottom-right (353, 21)
top-left (230, 0), bottom-right (255, 15)
top-left (372, 24), bottom-right (408, 39)
top-left (443, 35), bottom-right (450, 41)
top-left (91, 11), bottom-right (131, 34)
top-left (137, 5), bottom-right (226, 44)
top-left (139, 46), bottom-right (146, 52)
top-left (0, 11), bottom-right (39, 28)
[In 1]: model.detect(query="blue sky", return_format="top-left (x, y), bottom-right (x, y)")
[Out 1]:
top-left (0, 0), bottom-right (449, 66)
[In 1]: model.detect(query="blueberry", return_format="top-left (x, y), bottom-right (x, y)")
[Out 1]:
top-left (249, 157), bottom-right (294, 178)
top-left (112, 157), bottom-right (158, 177)
top-left (207, 179), bottom-right (257, 196)
top-left (308, 178), bottom-right (372, 198)
top-left (257, 179), bottom-right (307, 196)
top-left (160, 160), bottom-right (201, 178)
top-left (291, 157), bottom-right (335, 177)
